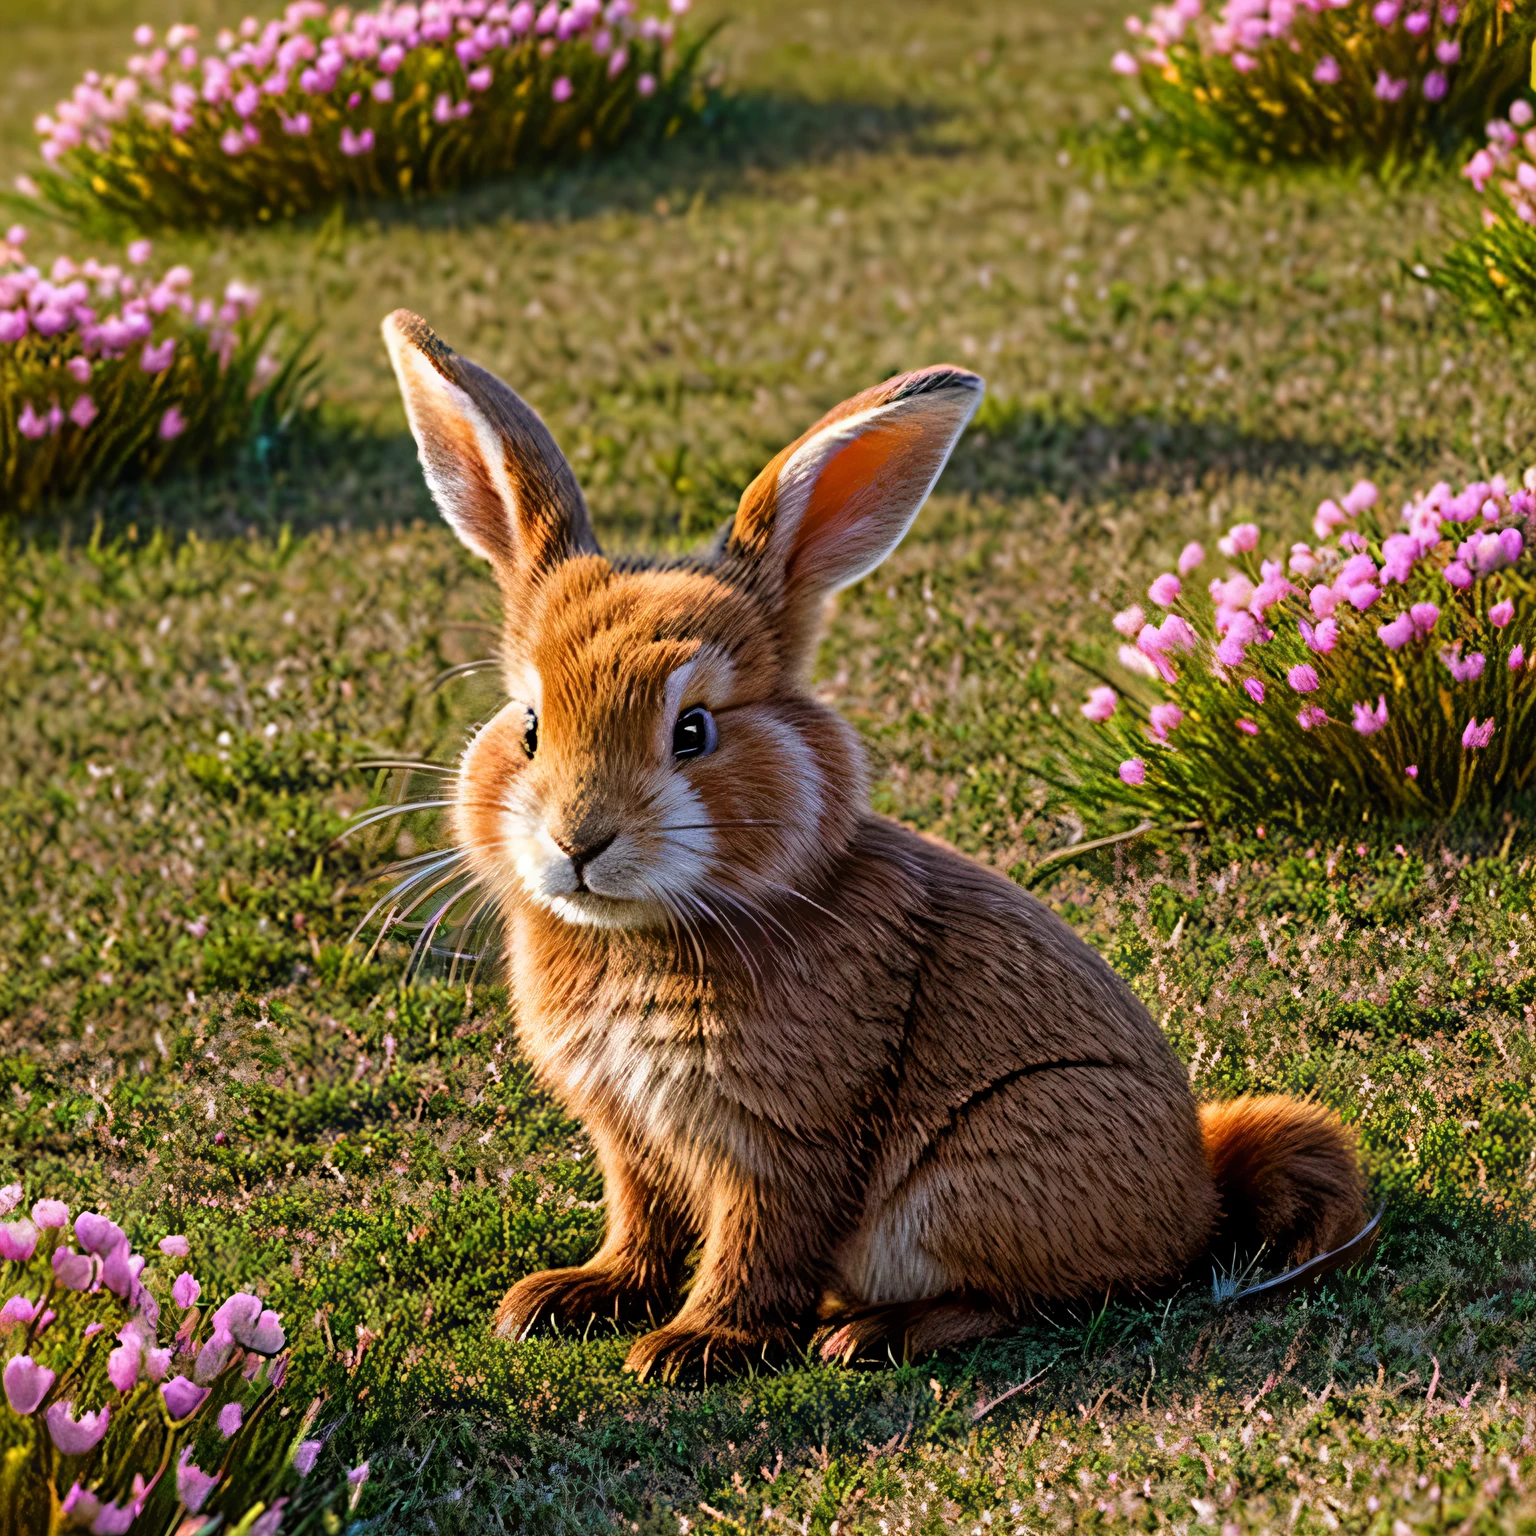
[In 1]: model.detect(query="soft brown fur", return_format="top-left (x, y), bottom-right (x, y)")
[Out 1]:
top-left (381, 310), bottom-right (1371, 1380)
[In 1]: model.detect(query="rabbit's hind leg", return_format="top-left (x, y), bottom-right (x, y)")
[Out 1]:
top-left (816, 1293), bottom-right (1009, 1365)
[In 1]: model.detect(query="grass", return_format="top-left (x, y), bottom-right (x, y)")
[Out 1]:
top-left (4, 0), bottom-right (1536, 1529)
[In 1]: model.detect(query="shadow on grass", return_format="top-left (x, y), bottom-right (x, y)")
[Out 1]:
top-left (292, 91), bottom-right (948, 239)
top-left (951, 397), bottom-right (1423, 503)
top-left (3, 415), bottom-right (432, 553)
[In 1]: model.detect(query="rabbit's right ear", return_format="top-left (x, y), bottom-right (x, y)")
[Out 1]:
top-left (382, 309), bottom-right (600, 586)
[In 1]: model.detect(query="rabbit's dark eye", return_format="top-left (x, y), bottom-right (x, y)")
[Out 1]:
top-left (520, 708), bottom-right (538, 760)
top-left (673, 706), bottom-right (717, 761)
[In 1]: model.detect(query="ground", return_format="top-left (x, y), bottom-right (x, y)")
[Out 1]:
top-left (2, 0), bottom-right (1536, 1529)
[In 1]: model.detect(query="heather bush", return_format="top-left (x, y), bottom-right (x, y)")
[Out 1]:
top-left (1425, 96), bottom-right (1536, 320)
top-left (1105, 0), bottom-right (1533, 170)
top-left (18, 0), bottom-right (705, 233)
top-left (0, 1187), bottom-right (365, 1535)
top-left (0, 229), bottom-right (314, 518)
top-left (1066, 471), bottom-right (1536, 828)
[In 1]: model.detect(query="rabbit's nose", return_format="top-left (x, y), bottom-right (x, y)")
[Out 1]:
top-left (554, 832), bottom-right (617, 889)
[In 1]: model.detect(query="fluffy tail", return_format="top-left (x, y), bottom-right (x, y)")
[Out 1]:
top-left (1200, 1096), bottom-right (1369, 1269)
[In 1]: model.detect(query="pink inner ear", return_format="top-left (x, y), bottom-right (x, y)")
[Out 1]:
top-left (793, 420), bottom-right (921, 560)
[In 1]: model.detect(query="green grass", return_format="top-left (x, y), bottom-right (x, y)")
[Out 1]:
top-left (5, 0), bottom-right (1536, 1529)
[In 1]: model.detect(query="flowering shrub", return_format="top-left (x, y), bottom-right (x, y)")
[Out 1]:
top-left (20, 0), bottom-right (704, 232)
top-left (0, 1185), bottom-right (366, 1534)
top-left (0, 228), bottom-right (313, 517)
top-left (1106, 0), bottom-right (1533, 169)
top-left (1070, 472), bottom-right (1536, 827)
top-left (1425, 97), bottom-right (1536, 320)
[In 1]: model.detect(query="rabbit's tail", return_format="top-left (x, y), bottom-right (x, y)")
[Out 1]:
top-left (1200, 1096), bottom-right (1369, 1270)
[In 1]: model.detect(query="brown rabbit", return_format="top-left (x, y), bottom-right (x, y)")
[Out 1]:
top-left (381, 308), bottom-right (1369, 1380)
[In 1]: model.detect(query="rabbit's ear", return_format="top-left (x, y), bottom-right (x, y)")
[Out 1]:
top-left (382, 309), bottom-right (600, 584)
top-left (727, 366), bottom-right (982, 619)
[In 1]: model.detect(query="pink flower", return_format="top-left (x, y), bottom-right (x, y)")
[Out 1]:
top-left (1111, 49), bottom-right (1140, 75)
top-left (219, 1401), bottom-right (244, 1437)
top-left (159, 1235), bottom-right (190, 1258)
top-left (1377, 613), bottom-right (1414, 650)
top-left (1404, 7), bottom-right (1430, 30)
top-left (1309, 584), bottom-right (1337, 619)
top-left (1374, 72), bottom-right (1406, 100)
top-left (4, 1355), bottom-right (55, 1414)
top-left (1436, 37), bottom-right (1460, 63)
top-left (1287, 664), bottom-right (1319, 692)
top-left (1423, 70), bottom-right (1447, 101)
top-left (177, 1448), bottom-right (219, 1513)
top-left (1444, 560), bottom-right (1473, 589)
top-left (1462, 716), bottom-right (1495, 749)
top-left (1352, 695), bottom-right (1389, 735)
top-left (1218, 522), bottom-right (1259, 556)
top-left (126, 239), bottom-right (152, 265)
top-left (0, 1220), bottom-right (37, 1263)
top-left (1346, 583), bottom-right (1380, 611)
top-left (294, 1440), bottom-right (324, 1477)
top-left (159, 406), bottom-right (187, 440)
top-left (141, 337), bottom-right (175, 372)
top-left (1147, 703), bottom-right (1184, 742)
top-left (1214, 636), bottom-right (1247, 668)
top-left (282, 111), bottom-right (312, 134)
top-left (160, 1376), bottom-right (210, 1420)
top-left (107, 1334), bottom-right (140, 1393)
top-left (52, 1249), bottom-right (94, 1290)
top-left (1313, 55), bottom-right (1340, 84)
top-left (1235, 718), bottom-right (1259, 735)
top-left (1405, 764), bottom-right (1418, 778)
top-left (144, 1347), bottom-right (172, 1383)
top-left (220, 128), bottom-right (246, 155)
top-left (349, 1462), bottom-right (370, 1489)
top-left (637, 73), bottom-right (656, 95)
top-left (1157, 614), bottom-right (1197, 653)
top-left (1176, 541), bottom-right (1204, 576)
top-left (1297, 704), bottom-right (1328, 730)
top-left (213, 1294), bottom-right (286, 1354)
top-left (371, 77), bottom-right (393, 102)
top-left (1410, 602), bottom-right (1440, 635)
top-left (1147, 572), bottom-right (1181, 606)
top-left (17, 403), bottom-right (50, 440)
top-left (46, 1400), bottom-right (110, 1454)
top-left (1511, 644), bottom-right (1526, 669)
top-left (0, 309), bottom-right (28, 343)
top-left (1112, 604), bottom-right (1145, 638)
top-left (68, 394), bottom-right (97, 429)
top-left (340, 126), bottom-right (375, 155)
top-left (551, 75), bottom-right (573, 101)
top-left (1342, 480), bottom-right (1378, 515)
top-left (1490, 598), bottom-right (1515, 627)
top-left (1465, 148), bottom-right (1496, 191)
top-left (194, 1327), bottom-right (236, 1384)
top-left (1243, 677), bottom-right (1264, 705)
top-left (1118, 758), bottom-right (1145, 786)
top-left (468, 66), bottom-right (493, 90)
top-left (608, 47), bottom-right (629, 75)
top-left (173, 1272), bottom-right (201, 1309)
top-left (1373, 0), bottom-right (1399, 20)
top-left (1081, 686), bottom-right (1117, 722)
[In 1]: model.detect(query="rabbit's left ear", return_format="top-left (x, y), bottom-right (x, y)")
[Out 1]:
top-left (382, 309), bottom-right (599, 590)
top-left (727, 366), bottom-right (982, 612)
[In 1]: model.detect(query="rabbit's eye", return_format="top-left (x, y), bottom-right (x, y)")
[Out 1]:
top-left (672, 706), bottom-right (717, 761)
top-left (520, 708), bottom-right (538, 760)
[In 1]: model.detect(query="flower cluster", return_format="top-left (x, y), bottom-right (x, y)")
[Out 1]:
top-left (1072, 472), bottom-right (1536, 825)
top-left (0, 1183), bottom-right (363, 1535)
top-left (1, 228), bottom-right (311, 517)
top-left (1106, 0), bottom-right (1531, 169)
top-left (1426, 98), bottom-right (1536, 320)
top-left (21, 0), bottom-right (702, 230)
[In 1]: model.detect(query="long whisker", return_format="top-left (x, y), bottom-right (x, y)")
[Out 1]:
top-left (354, 759), bottom-right (461, 777)
top-left (708, 882), bottom-right (800, 951)
top-left (656, 820), bottom-right (787, 832)
top-left (447, 891), bottom-right (500, 984)
top-left (407, 876), bottom-right (483, 981)
top-left (348, 852), bottom-right (464, 948)
top-left (688, 891), bottom-right (762, 996)
top-left (429, 658), bottom-right (501, 693)
top-left (334, 799), bottom-right (459, 840)
top-left (738, 870), bottom-right (855, 933)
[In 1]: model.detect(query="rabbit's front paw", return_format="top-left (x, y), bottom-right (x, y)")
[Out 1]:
top-left (493, 1264), bottom-right (663, 1340)
top-left (622, 1320), bottom-right (795, 1382)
